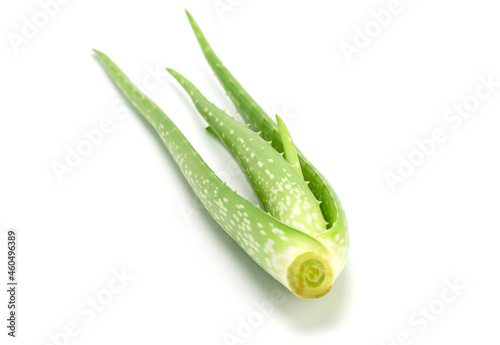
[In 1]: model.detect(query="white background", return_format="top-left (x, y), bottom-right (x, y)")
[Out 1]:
top-left (1, 0), bottom-right (499, 344)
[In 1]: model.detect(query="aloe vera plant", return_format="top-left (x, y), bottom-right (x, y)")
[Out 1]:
top-left (94, 11), bottom-right (348, 299)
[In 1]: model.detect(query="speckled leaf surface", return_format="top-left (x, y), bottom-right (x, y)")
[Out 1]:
top-left (93, 12), bottom-right (349, 299)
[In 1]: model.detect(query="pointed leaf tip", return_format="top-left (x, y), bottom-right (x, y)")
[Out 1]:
top-left (276, 114), bottom-right (304, 179)
top-left (185, 9), bottom-right (196, 27)
top-left (93, 49), bottom-right (104, 58)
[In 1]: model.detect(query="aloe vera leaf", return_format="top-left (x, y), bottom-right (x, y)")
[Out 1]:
top-left (275, 114), bottom-right (304, 179)
top-left (94, 50), bottom-right (335, 299)
top-left (167, 68), bottom-right (327, 236)
top-left (185, 11), bottom-right (349, 275)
